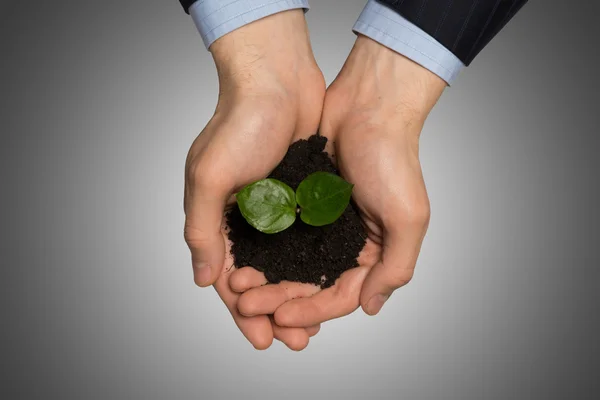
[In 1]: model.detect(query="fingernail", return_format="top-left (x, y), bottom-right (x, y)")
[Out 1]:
top-left (366, 294), bottom-right (389, 315)
top-left (195, 264), bottom-right (212, 286)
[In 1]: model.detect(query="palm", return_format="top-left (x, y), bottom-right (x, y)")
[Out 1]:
top-left (232, 87), bottom-right (431, 327)
top-left (229, 128), bottom-right (393, 327)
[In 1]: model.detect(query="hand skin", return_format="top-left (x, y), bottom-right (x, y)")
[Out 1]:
top-left (183, 10), bottom-right (325, 350)
top-left (231, 35), bottom-right (447, 328)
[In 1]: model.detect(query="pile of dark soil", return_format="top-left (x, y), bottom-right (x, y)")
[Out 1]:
top-left (226, 134), bottom-right (367, 289)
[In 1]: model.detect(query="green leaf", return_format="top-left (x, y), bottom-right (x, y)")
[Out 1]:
top-left (296, 172), bottom-right (353, 227)
top-left (236, 179), bottom-right (297, 234)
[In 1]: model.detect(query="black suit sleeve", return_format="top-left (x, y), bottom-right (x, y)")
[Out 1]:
top-left (179, 0), bottom-right (195, 14)
top-left (376, 0), bottom-right (528, 65)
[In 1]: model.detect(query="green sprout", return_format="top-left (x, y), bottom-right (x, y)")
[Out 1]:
top-left (235, 172), bottom-right (354, 234)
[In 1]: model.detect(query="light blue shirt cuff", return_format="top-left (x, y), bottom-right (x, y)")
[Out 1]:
top-left (353, 0), bottom-right (464, 85)
top-left (190, 0), bottom-right (310, 49)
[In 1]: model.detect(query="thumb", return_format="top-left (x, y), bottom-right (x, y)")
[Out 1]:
top-left (184, 186), bottom-right (227, 288)
top-left (359, 228), bottom-right (424, 316)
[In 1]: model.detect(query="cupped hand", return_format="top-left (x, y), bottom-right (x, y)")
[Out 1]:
top-left (231, 35), bottom-right (447, 328)
top-left (183, 10), bottom-right (325, 349)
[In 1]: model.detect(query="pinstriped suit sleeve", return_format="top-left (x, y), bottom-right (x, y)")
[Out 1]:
top-left (353, 0), bottom-right (464, 84)
top-left (375, 0), bottom-right (529, 65)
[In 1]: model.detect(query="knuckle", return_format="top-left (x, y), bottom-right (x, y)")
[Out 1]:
top-left (401, 201), bottom-right (431, 226)
top-left (187, 159), bottom-right (216, 187)
top-left (186, 158), bottom-right (232, 198)
top-left (187, 160), bottom-right (203, 184)
top-left (183, 221), bottom-right (210, 248)
top-left (416, 204), bottom-right (431, 224)
top-left (390, 271), bottom-right (414, 289)
top-left (237, 295), bottom-right (255, 316)
top-left (332, 282), bottom-right (360, 313)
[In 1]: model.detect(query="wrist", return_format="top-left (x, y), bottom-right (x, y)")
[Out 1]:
top-left (207, 10), bottom-right (325, 135)
top-left (329, 35), bottom-right (446, 125)
top-left (209, 10), bottom-right (317, 95)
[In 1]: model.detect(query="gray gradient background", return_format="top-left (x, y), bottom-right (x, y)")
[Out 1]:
top-left (1, 1), bottom-right (599, 399)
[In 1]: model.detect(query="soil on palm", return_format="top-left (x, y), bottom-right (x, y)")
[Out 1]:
top-left (226, 134), bottom-right (367, 289)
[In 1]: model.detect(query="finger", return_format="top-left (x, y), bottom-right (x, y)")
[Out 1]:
top-left (238, 281), bottom-right (321, 317)
top-left (229, 267), bottom-right (268, 293)
top-left (274, 266), bottom-right (370, 327)
top-left (233, 271), bottom-right (322, 346)
top-left (213, 258), bottom-right (274, 350)
top-left (359, 227), bottom-right (425, 316)
top-left (184, 183), bottom-right (228, 288)
top-left (305, 324), bottom-right (321, 337)
top-left (271, 317), bottom-right (310, 351)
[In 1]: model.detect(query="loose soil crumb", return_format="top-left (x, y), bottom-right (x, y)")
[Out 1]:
top-left (226, 134), bottom-right (367, 288)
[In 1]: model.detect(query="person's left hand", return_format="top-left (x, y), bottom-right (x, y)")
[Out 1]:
top-left (229, 36), bottom-right (446, 329)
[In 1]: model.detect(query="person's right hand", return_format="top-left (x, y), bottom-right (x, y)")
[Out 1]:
top-left (183, 10), bottom-right (325, 350)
